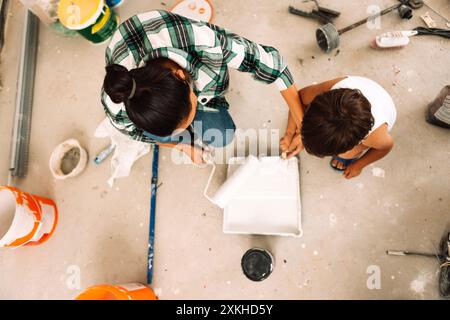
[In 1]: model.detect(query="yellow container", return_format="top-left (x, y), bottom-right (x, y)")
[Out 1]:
top-left (57, 0), bottom-right (119, 44)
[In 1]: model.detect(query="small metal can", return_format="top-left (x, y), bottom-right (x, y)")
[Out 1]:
top-left (241, 248), bottom-right (274, 282)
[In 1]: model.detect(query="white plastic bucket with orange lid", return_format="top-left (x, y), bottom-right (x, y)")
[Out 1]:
top-left (0, 186), bottom-right (58, 248)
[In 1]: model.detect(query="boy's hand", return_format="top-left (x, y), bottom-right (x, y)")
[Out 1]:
top-left (280, 131), bottom-right (294, 156)
top-left (343, 162), bottom-right (363, 179)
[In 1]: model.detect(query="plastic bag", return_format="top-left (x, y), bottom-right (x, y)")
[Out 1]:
top-left (94, 118), bottom-right (151, 187)
top-left (426, 85), bottom-right (450, 129)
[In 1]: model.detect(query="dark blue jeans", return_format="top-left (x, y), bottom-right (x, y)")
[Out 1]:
top-left (143, 107), bottom-right (236, 148)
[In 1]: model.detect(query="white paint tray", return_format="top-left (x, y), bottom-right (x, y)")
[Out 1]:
top-left (221, 156), bottom-right (302, 237)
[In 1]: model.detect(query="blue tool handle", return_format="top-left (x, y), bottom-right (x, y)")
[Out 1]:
top-left (147, 144), bottom-right (159, 285)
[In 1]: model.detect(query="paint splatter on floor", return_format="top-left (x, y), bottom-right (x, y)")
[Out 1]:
top-left (313, 250), bottom-right (319, 256)
top-left (154, 288), bottom-right (163, 297)
top-left (393, 65), bottom-right (401, 75)
top-left (329, 214), bottom-right (337, 227)
top-left (356, 183), bottom-right (364, 189)
top-left (410, 271), bottom-right (433, 296)
top-left (371, 167), bottom-right (386, 178)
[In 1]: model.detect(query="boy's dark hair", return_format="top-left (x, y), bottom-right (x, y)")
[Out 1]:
top-left (301, 88), bottom-right (374, 157)
top-left (103, 58), bottom-right (192, 137)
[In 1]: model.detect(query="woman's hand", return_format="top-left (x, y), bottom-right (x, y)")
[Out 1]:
top-left (281, 130), bottom-right (304, 159)
top-left (180, 144), bottom-right (207, 165)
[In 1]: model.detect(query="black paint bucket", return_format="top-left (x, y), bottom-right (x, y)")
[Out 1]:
top-left (241, 248), bottom-right (274, 282)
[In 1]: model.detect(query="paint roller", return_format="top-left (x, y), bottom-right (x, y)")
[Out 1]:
top-left (204, 155), bottom-right (259, 208)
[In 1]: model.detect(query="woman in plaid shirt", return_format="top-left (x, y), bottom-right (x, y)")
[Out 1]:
top-left (102, 10), bottom-right (304, 164)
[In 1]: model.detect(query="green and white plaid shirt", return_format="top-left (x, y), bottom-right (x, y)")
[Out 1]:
top-left (101, 10), bottom-right (294, 143)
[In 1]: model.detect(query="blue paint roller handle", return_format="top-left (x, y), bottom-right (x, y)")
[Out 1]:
top-left (147, 144), bottom-right (159, 285)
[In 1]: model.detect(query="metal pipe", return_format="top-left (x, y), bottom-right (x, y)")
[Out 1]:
top-left (386, 250), bottom-right (437, 258)
top-left (338, 3), bottom-right (401, 34)
top-left (8, 10), bottom-right (39, 182)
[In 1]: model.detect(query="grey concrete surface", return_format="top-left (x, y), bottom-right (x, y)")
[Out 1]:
top-left (0, 0), bottom-right (449, 299)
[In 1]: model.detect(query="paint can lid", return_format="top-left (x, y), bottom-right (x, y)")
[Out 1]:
top-left (171, 0), bottom-right (214, 23)
top-left (57, 0), bottom-right (104, 30)
top-left (241, 248), bottom-right (274, 282)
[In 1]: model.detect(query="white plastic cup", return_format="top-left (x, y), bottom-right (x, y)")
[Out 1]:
top-left (49, 139), bottom-right (88, 180)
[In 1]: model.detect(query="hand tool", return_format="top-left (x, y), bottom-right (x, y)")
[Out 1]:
top-left (289, 0), bottom-right (340, 25)
top-left (316, 0), bottom-right (424, 52)
top-left (147, 144), bottom-right (159, 285)
top-left (387, 230), bottom-right (450, 298)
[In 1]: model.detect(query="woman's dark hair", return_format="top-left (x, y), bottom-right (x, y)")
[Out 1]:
top-left (301, 88), bottom-right (374, 157)
top-left (103, 58), bottom-right (192, 137)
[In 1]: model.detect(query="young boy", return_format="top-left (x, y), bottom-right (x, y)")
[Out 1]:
top-left (282, 76), bottom-right (396, 179)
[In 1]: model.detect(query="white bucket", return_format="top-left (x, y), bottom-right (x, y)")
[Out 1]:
top-left (49, 139), bottom-right (88, 180)
top-left (0, 186), bottom-right (58, 247)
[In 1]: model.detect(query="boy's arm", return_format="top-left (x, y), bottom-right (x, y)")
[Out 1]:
top-left (280, 86), bottom-right (305, 158)
top-left (281, 84), bottom-right (305, 131)
top-left (344, 125), bottom-right (394, 179)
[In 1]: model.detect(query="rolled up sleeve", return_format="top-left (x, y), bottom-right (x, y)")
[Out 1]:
top-left (274, 67), bottom-right (295, 91)
top-left (217, 29), bottom-right (294, 90)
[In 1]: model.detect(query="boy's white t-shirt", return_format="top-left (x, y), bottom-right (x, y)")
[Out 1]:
top-left (331, 76), bottom-right (397, 133)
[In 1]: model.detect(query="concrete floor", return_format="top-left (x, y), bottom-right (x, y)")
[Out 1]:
top-left (0, 0), bottom-right (449, 300)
